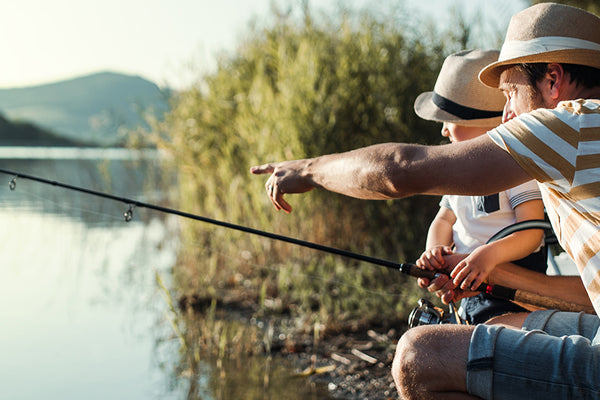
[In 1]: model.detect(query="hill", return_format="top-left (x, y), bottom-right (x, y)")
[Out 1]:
top-left (0, 114), bottom-right (92, 146)
top-left (0, 71), bottom-right (170, 146)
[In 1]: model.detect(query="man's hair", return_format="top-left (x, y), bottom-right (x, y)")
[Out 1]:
top-left (516, 63), bottom-right (600, 89)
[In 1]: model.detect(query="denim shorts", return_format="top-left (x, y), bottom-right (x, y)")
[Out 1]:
top-left (466, 310), bottom-right (600, 399)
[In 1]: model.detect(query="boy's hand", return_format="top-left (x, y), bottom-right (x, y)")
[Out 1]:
top-left (450, 245), bottom-right (497, 291)
top-left (416, 245), bottom-right (454, 270)
top-left (417, 253), bottom-right (481, 304)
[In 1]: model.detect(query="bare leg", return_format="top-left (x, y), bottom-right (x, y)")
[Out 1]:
top-left (392, 324), bottom-right (480, 400)
top-left (485, 312), bottom-right (529, 328)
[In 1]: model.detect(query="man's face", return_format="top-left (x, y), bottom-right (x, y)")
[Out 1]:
top-left (498, 67), bottom-right (548, 123)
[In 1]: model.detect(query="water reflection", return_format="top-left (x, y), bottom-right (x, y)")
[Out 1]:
top-left (0, 149), bottom-right (335, 400)
top-left (0, 156), bottom-right (168, 224)
top-left (160, 306), bottom-right (333, 400)
top-left (0, 151), bottom-right (179, 400)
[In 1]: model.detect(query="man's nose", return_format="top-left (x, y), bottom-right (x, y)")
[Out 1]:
top-left (502, 102), bottom-right (516, 123)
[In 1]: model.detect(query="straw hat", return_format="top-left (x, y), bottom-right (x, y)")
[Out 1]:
top-left (414, 49), bottom-right (505, 127)
top-left (479, 3), bottom-right (600, 88)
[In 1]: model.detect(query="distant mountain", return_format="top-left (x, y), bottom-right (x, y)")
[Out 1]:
top-left (0, 71), bottom-right (170, 146)
top-left (0, 113), bottom-right (92, 146)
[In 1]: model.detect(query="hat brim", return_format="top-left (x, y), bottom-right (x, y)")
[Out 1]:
top-left (414, 92), bottom-right (503, 128)
top-left (479, 49), bottom-right (600, 88)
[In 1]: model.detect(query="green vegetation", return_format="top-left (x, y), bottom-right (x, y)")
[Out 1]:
top-left (149, 3), bottom-right (506, 333)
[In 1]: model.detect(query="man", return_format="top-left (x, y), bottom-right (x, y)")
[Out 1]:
top-left (251, 3), bottom-right (600, 399)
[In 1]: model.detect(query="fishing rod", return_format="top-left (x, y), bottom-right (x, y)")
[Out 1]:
top-left (0, 167), bottom-right (594, 315)
top-left (0, 167), bottom-right (406, 268)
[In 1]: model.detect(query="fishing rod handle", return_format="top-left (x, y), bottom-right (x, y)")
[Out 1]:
top-left (512, 290), bottom-right (596, 314)
top-left (478, 284), bottom-right (595, 314)
top-left (400, 263), bottom-right (438, 280)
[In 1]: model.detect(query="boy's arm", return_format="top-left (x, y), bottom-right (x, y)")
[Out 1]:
top-left (450, 199), bottom-right (545, 290)
top-left (425, 206), bottom-right (456, 250)
top-left (417, 207), bottom-right (456, 270)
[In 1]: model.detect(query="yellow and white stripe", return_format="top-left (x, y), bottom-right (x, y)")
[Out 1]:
top-left (489, 99), bottom-right (600, 315)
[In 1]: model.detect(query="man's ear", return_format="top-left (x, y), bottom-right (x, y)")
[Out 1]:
top-left (545, 63), bottom-right (565, 100)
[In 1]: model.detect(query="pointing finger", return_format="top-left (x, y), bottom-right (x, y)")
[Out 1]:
top-left (250, 163), bottom-right (275, 175)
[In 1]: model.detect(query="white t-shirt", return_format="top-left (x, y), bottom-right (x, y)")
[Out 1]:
top-left (440, 180), bottom-right (543, 254)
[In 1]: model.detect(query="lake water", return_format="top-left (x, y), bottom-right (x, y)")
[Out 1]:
top-left (0, 148), bottom-right (333, 400)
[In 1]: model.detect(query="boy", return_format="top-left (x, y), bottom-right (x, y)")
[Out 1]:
top-left (414, 50), bottom-right (546, 324)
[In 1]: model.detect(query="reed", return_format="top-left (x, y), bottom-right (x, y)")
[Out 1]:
top-left (148, 4), bottom-right (460, 333)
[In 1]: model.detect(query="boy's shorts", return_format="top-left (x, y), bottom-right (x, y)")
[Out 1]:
top-left (466, 310), bottom-right (600, 399)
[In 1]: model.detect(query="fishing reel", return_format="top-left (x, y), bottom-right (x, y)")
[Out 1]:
top-left (408, 298), bottom-right (467, 327)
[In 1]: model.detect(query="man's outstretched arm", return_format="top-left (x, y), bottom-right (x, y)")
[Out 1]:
top-left (251, 135), bottom-right (531, 212)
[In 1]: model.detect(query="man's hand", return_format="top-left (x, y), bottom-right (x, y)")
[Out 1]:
top-left (418, 274), bottom-right (479, 304)
top-left (417, 253), bottom-right (479, 304)
top-left (250, 159), bottom-right (316, 213)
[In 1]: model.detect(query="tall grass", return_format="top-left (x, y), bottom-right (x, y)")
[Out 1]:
top-left (150, 5), bottom-right (454, 330)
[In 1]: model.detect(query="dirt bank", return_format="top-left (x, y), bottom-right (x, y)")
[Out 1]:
top-left (179, 293), bottom-right (408, 400)
top-left (287, 328), bottom-right (404, 400)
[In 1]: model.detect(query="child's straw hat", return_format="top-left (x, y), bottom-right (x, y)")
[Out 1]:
top-left (414, 49), bottom-right (504, 128)
top-left (479, 3), bottom-right (600, 88)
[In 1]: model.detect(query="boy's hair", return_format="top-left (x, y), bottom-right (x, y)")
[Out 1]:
top-left (516, 63), bottom-right (600, 89)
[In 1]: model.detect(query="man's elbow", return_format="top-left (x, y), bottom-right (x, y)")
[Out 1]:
top-left (379, 144), bottom-right (428, 198)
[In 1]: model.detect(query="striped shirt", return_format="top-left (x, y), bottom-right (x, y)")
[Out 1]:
top-left (488, 99), bottom-right (600, 315)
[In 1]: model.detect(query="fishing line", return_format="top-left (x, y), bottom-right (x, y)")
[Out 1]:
top-left (4, 184), bottom-right (125, 222)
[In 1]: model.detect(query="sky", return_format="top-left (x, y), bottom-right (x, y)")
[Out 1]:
top-left (0, 0), bottom-right (527, 90)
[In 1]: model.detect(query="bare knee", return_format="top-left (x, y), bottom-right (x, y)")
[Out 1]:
top-left (392, 327), bottom-right (431, 399)
top-left (392, 325), bottom-right (474, 399)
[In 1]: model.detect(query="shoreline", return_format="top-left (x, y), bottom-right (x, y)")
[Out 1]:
top-left (178, 293), bottom-right (406, 400)
top-left (290, 328), bottom-right (402, 400)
